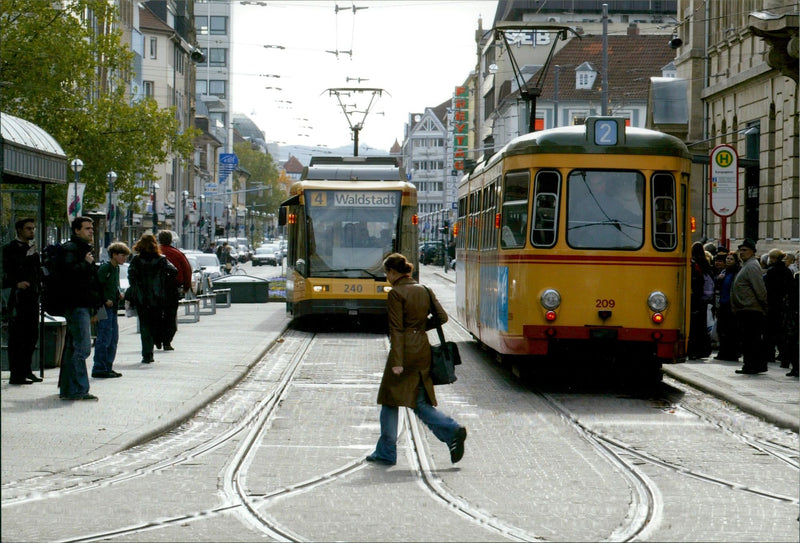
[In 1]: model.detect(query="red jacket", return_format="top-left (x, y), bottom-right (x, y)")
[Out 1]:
top-left (160, 244), bottom-right (192, 291)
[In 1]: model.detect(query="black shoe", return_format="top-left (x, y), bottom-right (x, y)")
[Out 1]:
top-left (787, 370), bottom-right (799, 377)
top-left (155, 342), bottom-right (162, 349)
top-left (163, 344), bottom-right (174, 351)
top-left (25, 374), bottom-right (43, 382)
top-left (60, 393), bottom-right (98, 401)
top-left (735, 367), bottom-right (767, 375)
top-left (141, 358), bottom-right (153, 364)
top-left (9, 379), bottom-right (33, 385)
top-left (449, 427), bottom-right (467, 464)
top-left (365, 454), bottom-right (396, 466)
top-left (92, 371), bottom-right (121, 378)
top-left (110, 370), bottom-right (122, 377)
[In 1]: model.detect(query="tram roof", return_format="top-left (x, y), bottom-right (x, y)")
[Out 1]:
top-left (477, 121), bottom-right (691, 174)
top-left (303, 155), bottom-right (405, 181)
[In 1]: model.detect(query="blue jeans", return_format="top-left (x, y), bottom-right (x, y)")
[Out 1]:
top-left (61, 307), bottom-right (91, 398)
top-left (371, 385), bottom-right (461, 463)
top-left (92, 306), bottom-right (118, 374)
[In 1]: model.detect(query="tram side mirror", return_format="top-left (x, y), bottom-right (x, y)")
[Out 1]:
top-left (278, 207), bottom-right (287, 226)
top-left (295, 259), bottom-right (306, 276)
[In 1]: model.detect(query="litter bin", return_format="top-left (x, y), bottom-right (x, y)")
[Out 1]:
top-left (212, 274), bottom-right (269, 303)
top-left (1, 313), bottom-right (67, 371)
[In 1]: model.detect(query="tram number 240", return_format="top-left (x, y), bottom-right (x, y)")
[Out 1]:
top-left (343, 284), bottom-right (364, 293)
top-left (595, 299), bottom-right (616, 308)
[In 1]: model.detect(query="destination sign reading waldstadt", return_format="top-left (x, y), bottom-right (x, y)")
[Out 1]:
top-left (309, 191), bottom-right (398, 207)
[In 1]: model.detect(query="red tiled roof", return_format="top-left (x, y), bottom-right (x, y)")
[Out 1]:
top-left (283, 155), bottom-right (304, 173)
top-left (522, 34), bottom-right (677, 102)
top-left (139, 6), bottom-right (172, 33)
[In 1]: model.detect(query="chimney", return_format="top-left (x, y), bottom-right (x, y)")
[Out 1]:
top-left (627, 23), bottom-right (640, 35)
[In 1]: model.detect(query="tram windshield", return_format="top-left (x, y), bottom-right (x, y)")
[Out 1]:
top-left (567, 170), bottom-right (644, 249)
top-left (304, 190), bottom-right (401, 278)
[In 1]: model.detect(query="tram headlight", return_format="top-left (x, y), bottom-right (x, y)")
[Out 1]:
top-left (312, 285), bottom-right (330, 293)
top-left (647, 291), bottom-right (668, 312)
top-left (540, 289), bottom-right (561, 310)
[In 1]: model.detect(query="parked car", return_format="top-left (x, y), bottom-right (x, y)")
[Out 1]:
top-left (194, 253), bottom-right (223, 277)
top-left (183, 254), bottom-right (204, 293)
top-left (252, 244), bottom-right (279, 266)
top-left (419, 241), bottom-right (445, 265)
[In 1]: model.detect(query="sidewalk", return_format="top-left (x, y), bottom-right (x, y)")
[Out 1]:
top-left (1, 302), bottom-right (290, 485)
top-left (432, 270), bottom-right (799, 433)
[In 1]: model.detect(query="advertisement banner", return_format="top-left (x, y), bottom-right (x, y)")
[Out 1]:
top-left (67, 182), bottom-right (86, 221)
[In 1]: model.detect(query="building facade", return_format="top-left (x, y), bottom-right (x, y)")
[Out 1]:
top-left (667, 0), bottom-right (798, 252)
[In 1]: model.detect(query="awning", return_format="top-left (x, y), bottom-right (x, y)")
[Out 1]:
top-left (1, 112), bottom-right (67, 184)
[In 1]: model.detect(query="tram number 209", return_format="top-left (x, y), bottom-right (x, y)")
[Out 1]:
top-left (344, 284), bottom-right (364, 293)
top-left (595, 299), bottom-right (616, 308)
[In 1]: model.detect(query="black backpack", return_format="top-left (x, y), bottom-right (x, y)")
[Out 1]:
top-left (40, 243), bottom-right (65, 316)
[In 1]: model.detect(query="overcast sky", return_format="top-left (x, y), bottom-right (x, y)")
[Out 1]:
top-left (231, 1), bottom-right (497, 151)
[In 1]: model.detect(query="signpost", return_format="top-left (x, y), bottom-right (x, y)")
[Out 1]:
top-left (709, 144), bottom-right (739, 249)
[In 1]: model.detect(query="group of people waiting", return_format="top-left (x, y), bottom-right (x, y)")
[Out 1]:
top-left (2, 216), bottom-right (192, 400)
top-left (688, 238), bottom-right (798, 377)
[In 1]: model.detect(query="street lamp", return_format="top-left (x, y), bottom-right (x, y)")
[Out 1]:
top-left (70, 158), bottom-right (84, 220)
top-left (181, 190), bottom-right (189, 248)
top-left (106, 170), bottom-right (117, 248)
top-left (152, 183), bottom-right (160, 234)
top-left (198, 194), bottom-right (206, 249)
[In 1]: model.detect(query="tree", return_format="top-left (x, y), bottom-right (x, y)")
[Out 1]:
top-left (0, 0), bottom-right (195, 225)
top-left (233, 142), bottom-right (283, 214)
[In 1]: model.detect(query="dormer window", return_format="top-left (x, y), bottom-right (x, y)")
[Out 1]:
top-left (661, 61), bottom-right (677, 78)
top-left (575, 62), bottom-right (597, 89)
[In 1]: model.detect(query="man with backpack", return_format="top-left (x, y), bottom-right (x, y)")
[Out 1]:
top-left (1, 218), bottom-right (43, 385)
top-left (58, 216), bottom-right (102, 400)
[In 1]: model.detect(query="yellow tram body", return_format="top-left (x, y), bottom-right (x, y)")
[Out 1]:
top-left (280, 157), bottom-right (418, 319)
top-left (456, 118), bottom-right (692, 373)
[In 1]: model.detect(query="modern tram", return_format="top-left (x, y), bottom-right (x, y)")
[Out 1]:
top-left (279, 156), bottom-right (418, 319)
top-left (455, 117), bottom-right (692, 380)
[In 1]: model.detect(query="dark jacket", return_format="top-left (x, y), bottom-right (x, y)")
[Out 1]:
top-left (1, 238), bottom-right (40, 312)
top-left (61, 235), bottom-right (101, 310)
top-left (126, 253), bottom-right (177, 310)
top-left (377, 277), bottom-right (448, 408)
top-left (97, 262), bottom-right (121, 310)
top-left (764, 260), bottom-right (793, 317)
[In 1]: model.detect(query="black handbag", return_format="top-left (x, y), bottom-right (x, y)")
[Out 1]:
top-left (425, 287), bottom-right (461, 385)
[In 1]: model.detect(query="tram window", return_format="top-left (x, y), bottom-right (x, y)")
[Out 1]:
top-left (567, 170), bottom-right (644, 250)
top-left (501, 171), bottom-right (529, 249)
top-left (481, 181), bottom-right (498, 251)
top-left (531, 170), bottom-right (560, 247)
top-left (468, 190), bottom-right (481, 250)
top-left (456, 197), bottom-right (466, 249)
top-left (652, 173), bottom-right (677, 250)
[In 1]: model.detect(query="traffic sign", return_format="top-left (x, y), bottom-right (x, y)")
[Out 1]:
top-left (709, 144), bottom-right (738, 217)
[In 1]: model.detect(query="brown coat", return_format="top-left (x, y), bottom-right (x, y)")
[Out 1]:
top-left (376, 277), bottom-right (448, 407)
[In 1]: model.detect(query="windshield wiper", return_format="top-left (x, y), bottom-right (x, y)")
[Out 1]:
top-left (332, 268), bottom-right (383, 279)
top-left (568, 220), bottom-right (642, 231)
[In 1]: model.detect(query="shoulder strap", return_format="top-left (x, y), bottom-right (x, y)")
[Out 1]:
top-left (425, 286), bottom-right (446, 345)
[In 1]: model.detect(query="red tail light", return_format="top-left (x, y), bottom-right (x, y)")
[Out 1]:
top-left (652, 313), bottom-right (664, 323)
top-left (412, 214), bottom-right (418, 225)
top-left (545, 311), bottom-right (557, 321)
top-left (495, 213), bottom-right (501, 229)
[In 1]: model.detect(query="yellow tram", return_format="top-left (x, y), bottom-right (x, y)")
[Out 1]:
top-left (279, 156), bottom-right (418, 319)
top-left (455, 117), bottom-right (692, 379)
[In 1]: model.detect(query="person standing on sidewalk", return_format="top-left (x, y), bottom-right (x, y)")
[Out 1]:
top-left (688, 242), bottom-right (714, 359)
top-left (2, 218), bottom-right (43, 385)
top-left (731, 238), bottom-right (769, 375)
top-left (157, 231), bottom-right (192, 351)
top-left (59, 217), bottom-right (102, 400)
top-left (763, 249), bottom-right (793, 366)
top-left (127, 234), bottom-right (176, 364)
top-left (714, 252), bottom-right (741, 361)
top-left (91, 242), bottom-right (130, 378)
top-left (366, 253), bottom-right (467, 466)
